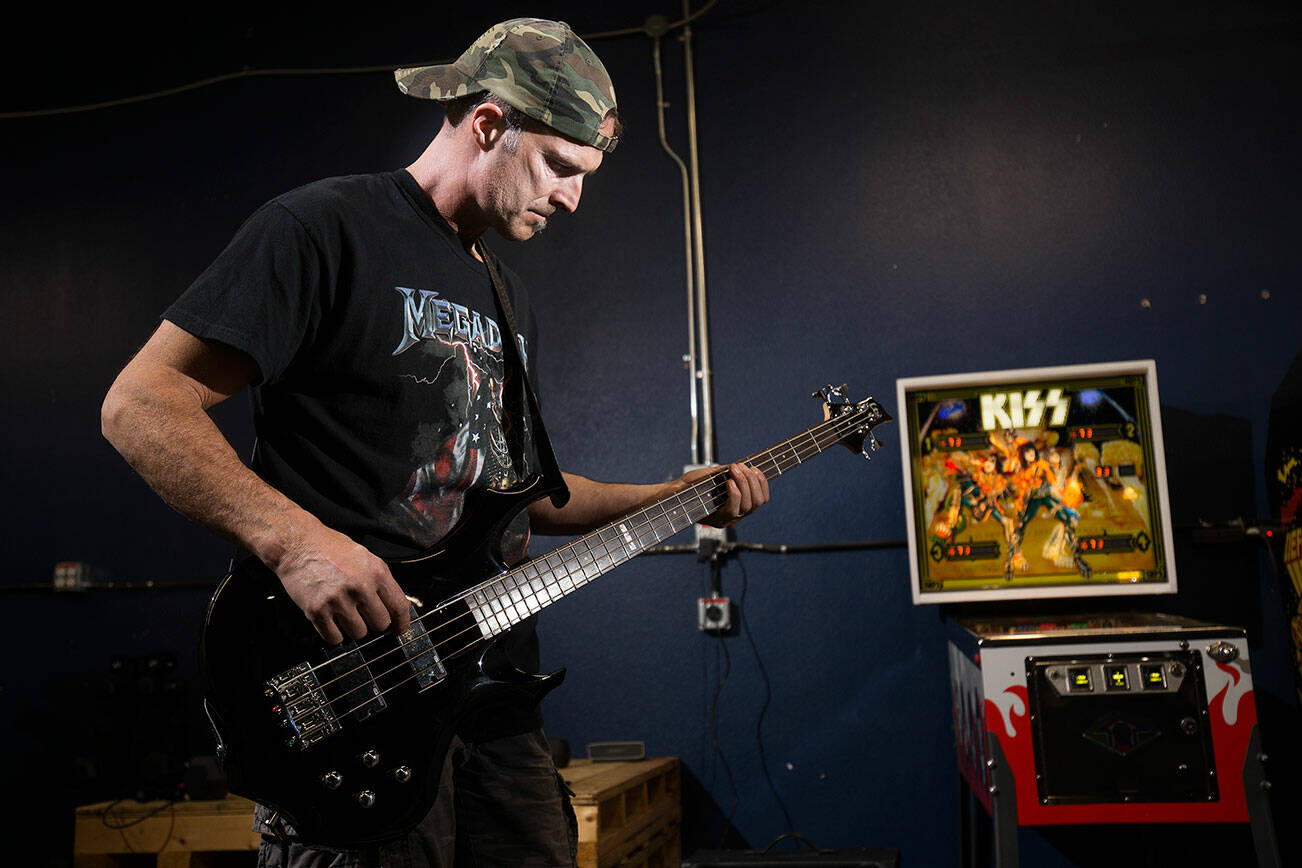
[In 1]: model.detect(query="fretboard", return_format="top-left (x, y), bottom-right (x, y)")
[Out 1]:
top-left (463, 404), bottom-right (876, 638)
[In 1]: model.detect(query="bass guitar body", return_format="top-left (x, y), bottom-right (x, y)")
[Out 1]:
top-left (199, 386), bottom-right (891, 847)
top-left (199, 476), bottom-right (565, 846)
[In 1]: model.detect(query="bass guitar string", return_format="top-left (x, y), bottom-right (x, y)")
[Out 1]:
top-left (280, 407), bottom-right (879, 732)
top-left (285, 455), bottom-right (748, 723)
top-left (294, 405), bottom-right (876, 694)
top-left (420, 407), bottom-right (874, 634)
top-left (284, 468), bottom-right (737, 735)
top-left (280, 408), bottom-right (880, 732)
top-left (296, 459), bottom-right (729, 694)
top-left (293, 405), bottom-right (874, 697)
top-left (291, 467), bottom-right (766, 735)
top-left (288, 472), bottom-right (731, 716)
top-left (285, 408), bottom-right (881, 735)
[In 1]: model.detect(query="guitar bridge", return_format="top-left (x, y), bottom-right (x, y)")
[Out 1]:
top-left (266, 662), bottom-right (341, 751)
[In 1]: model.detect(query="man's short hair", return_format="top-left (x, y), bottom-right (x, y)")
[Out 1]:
top-left (444, 91), bottom-right (622, 152)
top-left (443, 92), bottom-right (530, 152)
top-left (444, 91), bottom-right (525, 130)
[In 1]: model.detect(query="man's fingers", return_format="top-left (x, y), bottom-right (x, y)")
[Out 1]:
top-left (311, 614), bottom-right (344, 646)
top-left (354, 588), bottom-right (394, 636)
top-left (377, 578), bottom-right (412, 634)
top-left (312, 586), bottom-right (404, 645)
top-left (284, 549), bottom-right (411, 644)
top-left (724, 478), bottom-right (744, 522)
top-left (723, 466), bottom-right (744, 514)
top-left (332, 606), bottom-right (369, 643)
top-left (729, 463), bottom-right (768, 517)
top-left (348, 562), bottom-right (410, 638)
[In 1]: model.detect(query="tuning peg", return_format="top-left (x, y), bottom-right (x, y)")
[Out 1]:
top-left (814, 384), bottom-right (849, 405)
top-left (861, 430), bottom-right (884, 460)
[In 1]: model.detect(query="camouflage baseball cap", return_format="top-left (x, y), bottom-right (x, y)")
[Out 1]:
top-left (395, 18), bottom-right (619, 153)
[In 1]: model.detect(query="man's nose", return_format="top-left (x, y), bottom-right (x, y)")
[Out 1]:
top-left (550, 176), bottom-right (584, 213)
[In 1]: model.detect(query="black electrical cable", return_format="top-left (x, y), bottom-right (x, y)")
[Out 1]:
top-left (702, 560), bottom-right (741, 849)
top-left (642, 518), bottom-right (1293, 558)
top-left (699, 567), bottom-right (712, 778)
top-left (712, 630), bottom-right (739, 848)
top-left (761, 832), bottom-right (822, 852)
top-left (645, 539), bottom-right (907, 556)
top-left (0, 578), bottom-right (223, 593)
top-left (736, 556), bottom-right (797, 837)
top-left (98, 798), bottom-right (177, 829)
top-left (0, 1), bottom-right (725, 120)
top-left (733, 539), bottom-right (907, 554)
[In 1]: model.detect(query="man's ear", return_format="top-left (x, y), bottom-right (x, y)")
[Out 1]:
top-left (469, 102), bottom-right (508, 152)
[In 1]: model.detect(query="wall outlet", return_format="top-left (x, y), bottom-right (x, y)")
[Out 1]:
top-left (698, 596), bottom-right (731, 631)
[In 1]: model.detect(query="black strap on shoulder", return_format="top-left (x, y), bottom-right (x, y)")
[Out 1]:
top-left (477, 240), bottom-right (570, 508)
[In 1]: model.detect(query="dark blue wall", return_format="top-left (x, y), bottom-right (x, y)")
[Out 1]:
top-left (3, 2), bottom-right (1299, 865)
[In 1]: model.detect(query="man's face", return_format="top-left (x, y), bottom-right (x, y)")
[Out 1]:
top-left (476, 117), bottom-right (612, 242)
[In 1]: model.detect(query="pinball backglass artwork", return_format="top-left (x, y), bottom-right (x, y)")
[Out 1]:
top-left (898, 360), bottom-right (1177, 604)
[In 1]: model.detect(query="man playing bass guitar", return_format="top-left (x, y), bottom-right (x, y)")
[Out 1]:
top-left (102, 18), bottom-right (768, 868)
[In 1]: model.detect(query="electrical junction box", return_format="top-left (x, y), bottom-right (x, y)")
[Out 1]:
top-left (698, 597), bottom-right (731, 631)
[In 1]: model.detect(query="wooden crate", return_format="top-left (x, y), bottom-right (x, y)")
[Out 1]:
top-left (75, 760), bottom-right (680, 867)
top-left (73, 795), bottom-right (259, 867)
top-left (562, 757), bottom-right (681, 868)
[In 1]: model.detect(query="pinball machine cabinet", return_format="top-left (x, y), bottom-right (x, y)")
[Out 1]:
top-left (948, 612), bottom-right (1279, 867)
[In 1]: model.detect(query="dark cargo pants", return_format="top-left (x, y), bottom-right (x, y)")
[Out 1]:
top-left (255, 729), bottom-right (577, 867)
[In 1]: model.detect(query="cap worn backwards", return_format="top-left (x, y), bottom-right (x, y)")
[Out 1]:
top-left (394, 18), bottom-right (618, 153)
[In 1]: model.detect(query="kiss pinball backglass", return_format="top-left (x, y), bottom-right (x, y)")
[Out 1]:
top-left (897, 360), bottom-right (1177, 605)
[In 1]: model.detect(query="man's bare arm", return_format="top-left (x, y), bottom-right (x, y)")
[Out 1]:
top-left (528, 465), bottom-right (769, 536)
top-left (100, 320), bottom-right (410, 643)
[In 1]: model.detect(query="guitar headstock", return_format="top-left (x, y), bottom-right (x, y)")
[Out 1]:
top-left (815, 384), bottom-right (894, 459)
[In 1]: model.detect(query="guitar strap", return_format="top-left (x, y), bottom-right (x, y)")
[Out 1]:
top-left (477, 240), bottom-right (570, 508)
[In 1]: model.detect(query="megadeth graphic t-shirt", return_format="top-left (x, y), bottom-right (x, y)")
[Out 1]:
top-left (165, 171), bottom-right (547, 735)
top-left (167, 170), bottom-right (539, 559)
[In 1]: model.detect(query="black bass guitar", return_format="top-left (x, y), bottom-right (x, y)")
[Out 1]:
top-left (199, 386), bottom-right (891, 846)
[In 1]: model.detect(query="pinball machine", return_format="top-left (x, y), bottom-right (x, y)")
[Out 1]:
top-left (896, 360), bottom-right (1280, 867)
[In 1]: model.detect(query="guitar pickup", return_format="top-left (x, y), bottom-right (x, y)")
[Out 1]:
top-left (267, 662), bottom-right (341, 751)
top-left (397, 604), bottom-right (447, 691)
top-left (325, 641), bottom-right (388, 723)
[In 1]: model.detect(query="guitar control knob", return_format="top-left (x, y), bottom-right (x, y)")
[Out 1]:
top-left (360, 749), bottom-right (380, 768)
top-left (392, 766), bottom-right (413, 783)
top-left (320, 771), bottom-right (342, 790)
top-left (356, 790), bottom-right (377, 808)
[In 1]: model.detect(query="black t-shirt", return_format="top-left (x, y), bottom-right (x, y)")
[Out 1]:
top-left (167, 170), bottom-right (546, 737)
